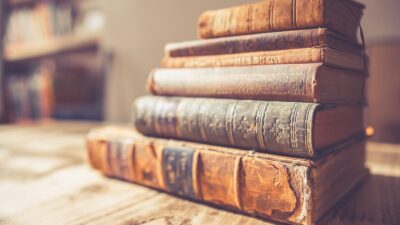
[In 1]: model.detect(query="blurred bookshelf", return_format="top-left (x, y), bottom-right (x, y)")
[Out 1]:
top-left (0, 0), bottom-right (107, 123)
top-left (7, 0), bottom-right (46, 6)
top-left (4, 34), bottom-right (99, 62)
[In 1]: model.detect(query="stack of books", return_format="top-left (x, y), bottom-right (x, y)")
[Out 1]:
top-left (87, 0), bottom-right (368, 224)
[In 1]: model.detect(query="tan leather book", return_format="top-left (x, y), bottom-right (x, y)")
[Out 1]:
top-left (198, 0), bottom-right (364, 41)
top-left (166, 28), bottom-right (363, 57)
top-left (148, 63), bottom-right (366, 103)
top-left (161, 47), bottom-right (366, 72)
top-left (86, 126), bottom-right (368, 225)
top-left (133, 96), bottom-right (364, 158)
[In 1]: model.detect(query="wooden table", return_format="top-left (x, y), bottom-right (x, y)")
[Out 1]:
top-left (0, 122), bottom-right (399, 225)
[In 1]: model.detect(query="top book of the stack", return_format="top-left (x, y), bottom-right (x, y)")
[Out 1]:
top-left (197, 0), bottom-right (364, 41)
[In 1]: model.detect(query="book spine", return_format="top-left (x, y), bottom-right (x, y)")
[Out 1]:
top-left (86, 133), bottom-right (312, 225)
top-left (161, 48), bottom-right (324, 68)
top-left (133, 96), bottom-right (318, 157)
top-left (165, 29), bottom-right (327, 57)
top-left (197, 0), bottom-right (325, 39)
top-left (148, 64), bottom-right (318, 102)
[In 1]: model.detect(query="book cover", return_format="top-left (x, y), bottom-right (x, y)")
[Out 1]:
top-left (148, 63), bottom-right (366, 103)
top-left (161, 47), bottom-right (366, 72)
top-left (166, 28), bottom-right (363, 57)
top-left (197, 0), bottom-right (364, 41)
top-left (87, 126), bottom-right (368, 225)
top-left (133, 96), bottom-right (364, 158)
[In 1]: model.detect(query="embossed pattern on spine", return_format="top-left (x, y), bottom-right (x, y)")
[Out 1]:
top-left (161, 48), bottom-right (325, 68)
top-left (134, 96), bottom-right (319, 157)
top-left (105, 140), bottom-right (135, 181)
top-left (162, 147), bottom-right (196, 199)
top-left (86, 128), bottom-right (317, 225)
top-left (149, 63), bottom-right (318, 102)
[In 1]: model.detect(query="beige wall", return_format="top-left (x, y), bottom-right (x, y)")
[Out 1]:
top-left (100, 0), bottom-right (252, 122)
top-left (359, 0), bottom-right (400, 43)
top-left (366, 43), bottom-right (400, 143)
top-left (100, 0), bottom-right (400, 125)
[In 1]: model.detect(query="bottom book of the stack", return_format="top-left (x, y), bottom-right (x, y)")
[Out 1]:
top-left (86, 126), bottom-right (368, 225)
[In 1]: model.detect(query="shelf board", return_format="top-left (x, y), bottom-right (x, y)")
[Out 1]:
top-left (7, 0), bottom-right (76, 7)
top-left (3, 34), bottom-right (99, 62)
top-left (7, 0), bottom-right (35, 6)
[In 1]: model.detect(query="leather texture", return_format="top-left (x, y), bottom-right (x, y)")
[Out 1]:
top-left (197, 0), bottom-right (364, 41)
top-left (166, 28), bottom-right (362, 57)
top-left (148, 63), bottom-right (366, 103)
top-left (133, 96), bottom-right (319, 157)
top-left (161, 47), bottom-right (365, 72)
top-left (86, 126), bottom-right (367, 225)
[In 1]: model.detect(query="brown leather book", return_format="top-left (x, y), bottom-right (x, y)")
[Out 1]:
top-left (148, 63), bottom-right (366, 103)
top-left (166, 28), bottom-right (363, 57)
top-left (133, 96), bottom-right (364, 158)
top-left (198, 0), bottom-right (364, 41)
top-left (161, 47), bottom-right (365, 72)
top-left (87, 126), bottom-right (368, 225)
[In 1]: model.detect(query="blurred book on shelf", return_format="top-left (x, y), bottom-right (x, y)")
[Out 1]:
top-left (5, 63), bottom-right (53, 122)
top-left (52, 53), bottom-right (105, 120)
top-left (1, 0), bottom-right (107, 123)
top-left (5, 1), bottom-right (75, 47)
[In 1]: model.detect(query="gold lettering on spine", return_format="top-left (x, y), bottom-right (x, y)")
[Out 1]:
top-left (192, 150), bottom-right (202, 199)
top-left (256, 102), bottom-right (269, 149)
top-left (226, 102), bottom-right (238, 145)
top-left (233, 156), bottom-right (243, 210)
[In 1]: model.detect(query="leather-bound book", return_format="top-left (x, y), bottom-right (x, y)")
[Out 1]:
top-left (197, 0), bottom-right (364, 41)
top-left (166, 28), bottom-right (363, 57)
top-left (87, 126), bottom-right (368, 225)
top-left (148, 63), bottom-right (366, 103)
top-left (133, 96), bottom-right (364, 158)
top-left (161, 47), bottom-right (365, 72)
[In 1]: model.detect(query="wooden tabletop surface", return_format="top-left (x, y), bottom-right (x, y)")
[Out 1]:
top-left (0, 121), bottom-right (399, 225)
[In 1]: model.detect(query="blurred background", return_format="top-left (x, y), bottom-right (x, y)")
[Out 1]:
top-left (0, 0), bottom-right (399, 143)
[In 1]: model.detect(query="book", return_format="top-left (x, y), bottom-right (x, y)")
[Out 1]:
top-left (133, 96), bottom-right (364, 158)
top-left (161, 47), bottom-right (365, 72)
top-left (148, 63), bottom-right (366, 103)
top-left (197, 0), bottom-right (364, 41)
top-left (165, 28), bottom-right (363, 57)
top-left (5, 65), bottom-right (53, 122)
top-left (86, 126), bottom-right (368, 225)
top-left (5, 1), bottom-right (75, 46)
top-left (52, 60), bottom-right (103, 120)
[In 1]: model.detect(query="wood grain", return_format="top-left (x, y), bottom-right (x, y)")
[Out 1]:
top-left (0, 122), bottom-right (399, 225)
